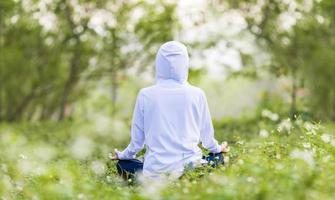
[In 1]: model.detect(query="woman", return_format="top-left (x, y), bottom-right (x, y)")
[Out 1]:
top-left (110, 41), bottom-right (229, 179)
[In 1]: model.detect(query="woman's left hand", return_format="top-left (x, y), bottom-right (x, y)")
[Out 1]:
top-left (108, 149), bottom-right (119, 160)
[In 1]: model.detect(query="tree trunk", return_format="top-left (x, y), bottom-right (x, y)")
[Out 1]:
top-left (58, 54), bottom-right (78, 121)
top-left (290, 67), bottom-right (297, 121)
top-left (110, 29), bottom-right (118, 117)
top-left (0, 8), bottom-right (3, 121)
top-left (8, 91), bottom-right (36, 121)
top-left (111, 70), bottom-right (119, 117)
top-left (0, 63), bottom-right (2, 121)
top-left (58, 0), bottom-right (83, 121)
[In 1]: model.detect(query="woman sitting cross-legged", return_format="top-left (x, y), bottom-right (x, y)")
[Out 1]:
top-left (110, 41), bottom-right (230, 180)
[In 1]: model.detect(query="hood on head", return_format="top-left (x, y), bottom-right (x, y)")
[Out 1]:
top-left (155, 41), bottom-right (189, 83)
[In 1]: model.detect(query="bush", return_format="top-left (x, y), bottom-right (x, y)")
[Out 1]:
top-left (0, 117), bottom-right (335, 199)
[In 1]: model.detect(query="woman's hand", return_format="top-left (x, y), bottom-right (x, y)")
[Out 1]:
top-left (108, 149), bottom-right (119, 160)
top-left (221, 141), bottom-right (230, 153)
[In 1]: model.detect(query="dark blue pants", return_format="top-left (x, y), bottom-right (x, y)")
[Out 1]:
top-left (116, 152), bottom-right (224, 179)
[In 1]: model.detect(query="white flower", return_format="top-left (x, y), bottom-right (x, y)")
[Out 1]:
top-left (290, 149), bottom-right (314, 167)
top-left (275, 163), bottom-right (284, 170)
top-left (19, 154), bottom-right (27, 160)
top-left (259, 129), bottom-right (269, 138)
top-left (77, 193), bottom-right (85, 200)
top-left (32, 195), bottom-right (39, 200)
top-left (295, 119), bottom-right (304, 126)
top-left (206, 188), bottom-right (214, 194)
top-left (268, 141), bottom-right (275, 145)
top-left (139, 175), bottom-right (170, 199)
top-left (1, 164), bottom-right (8, 173)
top-left (91, 160), bottom-right (105, 175)
top-left (246, 176), bottom-right (255, 183)
top-left (322, 155), bottom-right (332, 163)
top-left (15, 181), bottom-right (24, 191)
top-left (70, 136), bottom-right (94, 160)
top-left (261, 109), bottom-right (279, 121)
top-left (33, 145), bottom-right (56, 162)
top-left (88, 9), bottom-right (117, 36)
top-left (321, 134), bottom-right (331, 143)
top-left (261, 109), bottom-right (271, 117)
top-left (271, 114), bottom-right (279, 121)
top-left (94, 115), bottom-right (112, 136)
top-left (302, 143), bottom-right (311, 149)
top-left (18, 158), bottom-right (47, 176)
top-left (303, 122), bottom-right (314, 131)
top-left (224, 156), bottom-right (229, 164)
top-left (18, 159), bottom-right (33, 174)
top-left (106, 176), bottom-right (113, 183)
top-left (331, 139), bottom-right (335, 147)
top-left (209, 175), bottom-right (229, 185)
top-left (277, 118), bottom-right (292, 133)
top-left (2, 175), bottom-right (13, 191)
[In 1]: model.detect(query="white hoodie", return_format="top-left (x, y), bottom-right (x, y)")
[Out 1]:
top-left (116, 41), bottom-right (221, 178)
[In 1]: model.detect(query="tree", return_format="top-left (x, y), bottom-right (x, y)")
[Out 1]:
top-left (0, 0), bottom-right (178, 121)
top-left (219, 0), bottom-right (335, 120)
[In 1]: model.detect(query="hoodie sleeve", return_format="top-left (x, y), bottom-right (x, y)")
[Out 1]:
top-left (199, 90), bottom-right (222, 153)
top-left (115, 91), bottom-right (145, 159)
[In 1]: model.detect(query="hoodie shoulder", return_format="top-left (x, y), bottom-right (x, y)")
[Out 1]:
top-left (138, 85), bottom-right (158, 96)
top-left (186, 84), bottom-right (204, 93)
top-left (139, 83), bottom-right (205, 98)
top-left (185, 84), bottom-right (207, 97)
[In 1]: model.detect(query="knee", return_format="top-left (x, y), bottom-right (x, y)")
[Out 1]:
top-left (208, 152), bottom-right (224, 167)
top-left (116, 160), bottom-right (126, 167)
top-left (116, 160), bottom-right (129, 179)
top-left (116, 160), bottom-right (129, 169)
top-left (116, 160), bottom-right (126, 174)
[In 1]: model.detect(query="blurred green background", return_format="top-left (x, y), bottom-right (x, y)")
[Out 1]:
top-left (1, 0), bottom-right (334, 123)
top-left (1, 0), bottom-right (335, 199)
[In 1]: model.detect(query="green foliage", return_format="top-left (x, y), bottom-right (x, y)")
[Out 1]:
top-left (295, 0), bottom-right (335, 120)
top-left (135, 1), bottom-right (177, 51)
top-left (1, 117), bottom-right (335, 199)
top-left (227, 0), bottom-right (335, 120)
top-left (188, 68), bottom-right (206, 85)
top-left (0, 0), bottom-right (178, 122)
top-left (0, 116), bottom-right (335, 199)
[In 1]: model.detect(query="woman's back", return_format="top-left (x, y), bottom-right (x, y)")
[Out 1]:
top-left (140, 80), bottom-right (205, 176)
top-left (115, 41), bottom-right (222, 178)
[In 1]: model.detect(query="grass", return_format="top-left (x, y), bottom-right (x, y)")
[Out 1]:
top-left (0, 115), bottom-right (335, 200)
